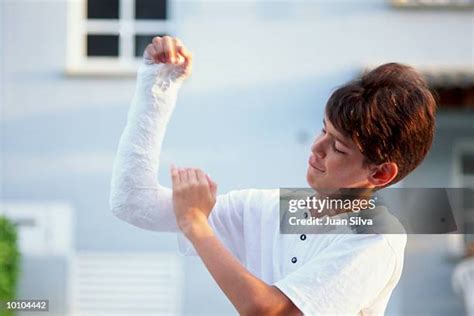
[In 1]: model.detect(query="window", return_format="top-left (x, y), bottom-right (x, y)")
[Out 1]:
top-left (462, 153), bottom-right (474, 176)
top-left (453, 143), bottom-right (474, 248)
top-left (87, 0), bottom-right (119, 19)
top-left (135, 0), bottom-right (167, 20)
top-left (67, 0), bottom-right (173, 75)
top-left (87, 34), bottom-right (119, 57)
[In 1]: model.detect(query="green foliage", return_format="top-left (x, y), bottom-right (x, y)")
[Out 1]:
top-left (0, 216), bottom-right (20, 316)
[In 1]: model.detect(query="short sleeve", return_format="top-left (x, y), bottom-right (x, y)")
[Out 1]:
top-left (273, 235), bottom-right (397, 315)
top-left (177, 189), bottom-right (277, 266)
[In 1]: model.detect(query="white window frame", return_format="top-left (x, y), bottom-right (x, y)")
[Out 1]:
top-left (66, 0), bottom-right (175, 76)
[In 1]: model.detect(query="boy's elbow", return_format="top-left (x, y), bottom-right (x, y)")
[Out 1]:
top-left (109, 192), bottom-right (132, 221)
top-left (109, 187), bottom-right (130, 215)
top-left (241, 302), bottom-right (277, 316)
top-left (110, 203), bottom-right (147, 230)
top-left (240, 303), bottom-right (264, 316)
top-left (241, 293), bottom-right (302, 316)
top-left (110, 204), bottom-right (130, 222)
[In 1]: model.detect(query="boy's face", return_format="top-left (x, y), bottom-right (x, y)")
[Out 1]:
top-left (307, 116), bottom-right (375, 190)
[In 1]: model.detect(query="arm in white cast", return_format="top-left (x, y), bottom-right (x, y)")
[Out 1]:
top-left (109, 59), bottom-right (186, 232)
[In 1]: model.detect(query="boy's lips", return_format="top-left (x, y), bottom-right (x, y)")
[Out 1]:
top-left (308, 155), bottom-right (325, 172)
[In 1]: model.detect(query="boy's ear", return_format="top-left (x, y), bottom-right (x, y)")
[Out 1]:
top-left (368, 162), bottom-right (398, 188)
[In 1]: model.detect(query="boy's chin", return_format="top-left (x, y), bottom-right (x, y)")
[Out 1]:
top-left (306, 174), bottom-right (322, 190)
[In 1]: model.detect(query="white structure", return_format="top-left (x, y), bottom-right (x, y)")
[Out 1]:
top-left (0, 201), bottom-right (74, 256)
top-left (452, 257), bottom-right (474, 316)
top-left (68, 253), bottom-right (183, 316)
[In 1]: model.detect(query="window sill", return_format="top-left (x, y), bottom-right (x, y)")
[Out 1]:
top-left (65, 60), bottom-right (141, 77)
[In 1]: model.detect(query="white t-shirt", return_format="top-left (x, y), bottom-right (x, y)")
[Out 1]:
top-left (110, 61), bottom-right (407, 316)
top-left (178, 189), bottom-right (406, 316)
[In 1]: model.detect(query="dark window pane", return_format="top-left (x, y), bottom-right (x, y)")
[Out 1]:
top-left (463, 189), bottom-right (474, 210)
top-left (135, 0), bottom-right (167, 20)
top-left (462, 153), bottom-right (474, 175)
top-left (135, 34), bottom-right (167, 57)
top-left (87, 35), bottom-right (119, 57)
top-left (87, 0), bottom-right (119, 19)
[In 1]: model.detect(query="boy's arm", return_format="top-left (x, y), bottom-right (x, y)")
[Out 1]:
top-left (109, 36), bottom-right (192, 232)
top-left (170, 167), bottom-right (302, 316)
top-left (109, 36), bottom-right (255, 261)
top-left (187, 220), bottom-right (302, 316)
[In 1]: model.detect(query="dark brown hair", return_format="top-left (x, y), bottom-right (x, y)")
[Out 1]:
top-left (325, 63), bottom-right (437, 187)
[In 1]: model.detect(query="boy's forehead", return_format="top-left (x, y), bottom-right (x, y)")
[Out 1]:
top-left (324, 117), bottom-right (366, 154)
top-left (323, 117), bottom-right (354, 146)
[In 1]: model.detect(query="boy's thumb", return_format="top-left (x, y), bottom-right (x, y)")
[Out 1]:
top-left (206, 174), bottom-right (217, 195)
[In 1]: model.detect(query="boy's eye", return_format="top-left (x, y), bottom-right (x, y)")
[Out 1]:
top-left (333, 143), bottom-right (345, 154)
top-left (321, 128), bottom-right (346, 154)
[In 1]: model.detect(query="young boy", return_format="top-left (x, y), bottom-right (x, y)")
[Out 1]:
top-left (110, 36), bottom-right (437, 315)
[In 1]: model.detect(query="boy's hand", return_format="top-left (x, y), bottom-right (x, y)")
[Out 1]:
top-left (170, 165), bottom-right (218, 236)
top-left (144, 36), bottom-right (193, 81)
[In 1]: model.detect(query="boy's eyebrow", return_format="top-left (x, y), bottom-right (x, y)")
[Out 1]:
top-left (323, 119), bottom-right (350, 148)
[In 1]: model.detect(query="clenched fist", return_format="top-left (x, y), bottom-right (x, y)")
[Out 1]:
top-left (144, 36), bottom-right (193, 81)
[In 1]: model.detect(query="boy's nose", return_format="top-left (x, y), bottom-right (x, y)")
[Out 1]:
top-left (315, 149), bottom-right (325, 159)
top-left (311, 139), bottom-right (326, 159)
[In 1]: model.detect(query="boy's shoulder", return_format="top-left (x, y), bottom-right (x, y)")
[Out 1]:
top-left (335, 231), bottom-right (407, 259)
top-left (380, 233), bottom-right (407, 256)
